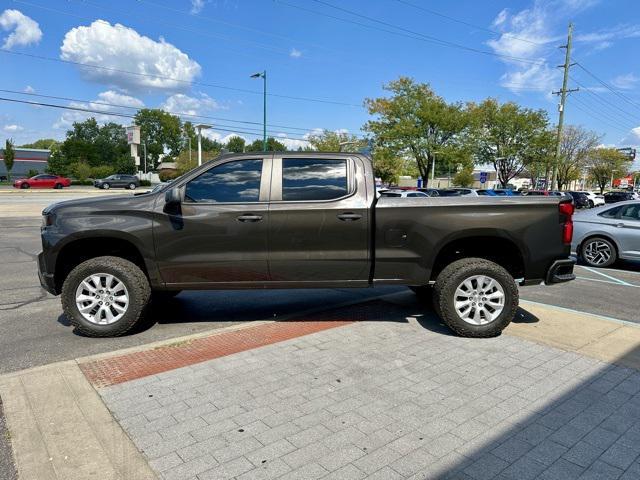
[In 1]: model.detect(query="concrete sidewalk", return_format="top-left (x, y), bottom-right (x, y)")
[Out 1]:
top-left (2, 298), bottom-right (640, 480)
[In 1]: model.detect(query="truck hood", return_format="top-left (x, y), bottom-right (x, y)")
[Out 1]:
top-left (42, 192), bottom-right (157, 216)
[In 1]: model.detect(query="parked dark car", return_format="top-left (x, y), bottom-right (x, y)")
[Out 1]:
top-left (13, 174), bottom-right (71, 189)
top-left (93, 174), bottom-right (140, 190)
top-left (604, 191), bottom-right (635, 204)
top-left (567, 191), bottom-right (590, 209)
top-left (39, 152), bottom-right (575, 339)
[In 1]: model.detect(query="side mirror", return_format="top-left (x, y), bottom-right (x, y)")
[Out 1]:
top-left (165, 188), bottom-right (181, 206)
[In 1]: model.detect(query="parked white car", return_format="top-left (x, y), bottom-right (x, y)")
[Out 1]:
top-left (576, 191), bottom-right (605, 208)
top-left (449, 188), bottom-right (479, 196)
top-left (379, 189), bottom-right (430, 198)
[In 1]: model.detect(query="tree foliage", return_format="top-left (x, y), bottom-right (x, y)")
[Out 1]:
top-left (453, 165), bottom-right (475, 187)
top-left (365, 77), bottom-right (470, 186)
top-left (586, 148), bottom-right (632, 194)
top-left (556, 125), bottom-right (601, 190)
top-left (469, 98), bottom-right (550, 188)
top-left (134, 109), bottom-right (182, 167)
top-left (225, 136), bottom-right (246, 153)
top-left (19, 139), bottom-right (60, 150)
top-left (307, 130), bottom-right (362, 152)
top-left (372, 148), bottom-right (403, 185)
top-left (3, 139), bottom-right (15, 180)
top-left (245, 137), bottom-right (287, 152)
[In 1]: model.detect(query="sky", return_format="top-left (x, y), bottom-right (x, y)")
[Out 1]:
top-left (1, 0), bottom-right (639, 168)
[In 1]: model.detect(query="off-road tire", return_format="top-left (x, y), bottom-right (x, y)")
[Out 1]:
top-left (61, 256), bottom-right (150, 337)
top-left (433, 257), bottom-right (518, 338)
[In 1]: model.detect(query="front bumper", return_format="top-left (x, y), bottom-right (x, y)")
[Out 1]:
top-left (545, 258), bottom-right (576, 285)
top-left (37, 251), bottom-right (57, 295)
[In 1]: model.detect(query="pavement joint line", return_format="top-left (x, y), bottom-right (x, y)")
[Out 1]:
top-left (519, 299), bottom-right (640, 330)
top-left (574, 276), bottom-right (640, 288)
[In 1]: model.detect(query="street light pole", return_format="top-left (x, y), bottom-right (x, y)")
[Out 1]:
top-left (251, 70), bottom-right (267, 151)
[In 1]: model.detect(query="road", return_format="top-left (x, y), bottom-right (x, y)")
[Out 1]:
top-left (0, 190), bottom-right (638, 375)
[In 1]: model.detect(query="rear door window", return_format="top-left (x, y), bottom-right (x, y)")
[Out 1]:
top-left (620, 204), bottom-right (640, 221)
top-left (281, 158), bottom-right (348, 201)
top-left (599, 206), bottom-right (622, 218)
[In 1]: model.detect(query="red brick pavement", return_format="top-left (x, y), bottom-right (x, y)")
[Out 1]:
top-left (79, 300), bottom-right (399, 388)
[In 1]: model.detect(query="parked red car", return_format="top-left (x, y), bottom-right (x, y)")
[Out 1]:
top-left (13, 174), bottom-right (71, 189)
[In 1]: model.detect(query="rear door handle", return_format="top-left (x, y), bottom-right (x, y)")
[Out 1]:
top-left (237, 214), bottom-right (263, 222)
top-left (337, 212), bottom-right (362, 222)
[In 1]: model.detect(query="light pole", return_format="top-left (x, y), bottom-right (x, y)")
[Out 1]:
top-left (195, 124), bottom-right (211, 166)
top-left (250, 70), bottom-right (267, 151)
top-left (183, 127), bottom-right (192, 165)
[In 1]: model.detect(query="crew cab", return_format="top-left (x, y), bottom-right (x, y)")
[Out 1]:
top-left (38, 153), bottom-right (575, 338)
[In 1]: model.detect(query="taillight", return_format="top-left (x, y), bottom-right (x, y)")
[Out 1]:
top-left (559, 201), bottom-right (574, 244)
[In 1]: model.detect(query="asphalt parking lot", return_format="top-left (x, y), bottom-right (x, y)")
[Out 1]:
top-left (1, 190), bottom-right (638, 375)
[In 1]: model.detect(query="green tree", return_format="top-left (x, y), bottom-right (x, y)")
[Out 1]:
top-left (226, 136), bottom-right (246, 153)
top-left (372, 148), bottom-right (403, 185)
top-left (19, 138), bottom-right (60, 150)
top-left (453, 165), bottom-right (475, 187)
top-left (469, 98), bottom-right (550, 188)
top-left (134, 109), bottom-right (183, 167)
top-left (587, 148), bottom-right (632, 194)
top-left (307, 130), bottom-right (362, 152)
top-left (3, 139), bottom-right (15, 181)
top-left (556, 125), bottom-right (600, 190)
top-left (365, 77), bottom-right (470, 186)
top-left (245, 137), bottom-right (286, 152)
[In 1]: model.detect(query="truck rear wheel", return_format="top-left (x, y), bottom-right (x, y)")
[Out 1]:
top-left (433, 258), bottom-right (518, 338)
top-left (61, 256), bottom-right (151, 337)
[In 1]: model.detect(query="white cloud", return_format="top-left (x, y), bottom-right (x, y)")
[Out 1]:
top-left (53, 90), bottom-right (144, 129)
top-left (0, 9), bottom-right (42, 49)
top-left (611, 73), bottom-right (639, 90)
top-left (576, 24), bottom-right (640, 45)
top-left (190, 0), bottom-right (206, 14)
top-left (289, 48), bottom-right (302, 58)
top-left (161, 92), bottom-right (221, 116)
top-left (3, 124), bottom-right (23, 132)
top-left (487, 0), bottom-right (605, 95)
top-left (23, 85), bottom-right (35, 93)
top-left (60, 20), bottom-right (201, 92)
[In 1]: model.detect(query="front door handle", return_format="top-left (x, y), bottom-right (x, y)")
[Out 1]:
top-left (615, 223), bottom-right (625, 228)
top-left (337, 212), bottom-right (362, 222)
top-left (237, 214), bottom-right (263, 222)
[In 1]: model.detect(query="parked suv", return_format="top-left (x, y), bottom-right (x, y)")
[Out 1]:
top-left (604, 191), bottom-right (635, 204)
top-left (93, 174), bottom-right (140, 190)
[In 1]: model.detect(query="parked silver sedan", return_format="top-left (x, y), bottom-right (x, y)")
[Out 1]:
top-left (572, 200), bottom-right (640, 267)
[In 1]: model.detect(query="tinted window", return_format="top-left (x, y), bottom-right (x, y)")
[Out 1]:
top-left (381, 192), bottom-right (402, 197)
top-left (185, 159), bottom-right (262, 203)
top-left (620, 204), bottom-right (640, 220)
top-left (599, 206), bottom-right (622, 218)
top-left (407, 192), bottom-right (426, 197)
top-left (282, 159), bottom-right (348, 201)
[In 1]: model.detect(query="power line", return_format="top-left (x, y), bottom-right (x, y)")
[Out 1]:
top-left (0, 96), bottom-right (316, 141)
top-left (0, 49), bottom-right (361, 108)
top-left (570, 95), bottom-right (636, 133)
top-left (569, 76), bottom-right (640, 124)
top-left (575, 63), bottom-right (640, 111)
top-left (0, 88), bottom-right (322, 134)
top-left (568, 99), bottom-right (631, 137)
top-left (392, 0), bottom-right (550, 48)
top-left (275, 0), bottom-right (545, 66)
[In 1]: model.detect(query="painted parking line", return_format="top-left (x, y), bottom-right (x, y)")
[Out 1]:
top-left (574, 276), bottom-right (640, 288)
top-left (579, 266), bottom-right (636, 286)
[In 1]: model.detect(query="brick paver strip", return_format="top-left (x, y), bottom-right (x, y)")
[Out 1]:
top-left (80, 300), bottom-right (396, 388)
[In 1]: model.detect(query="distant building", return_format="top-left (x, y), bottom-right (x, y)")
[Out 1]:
top-left (0, 148), bottom-right (51, 179)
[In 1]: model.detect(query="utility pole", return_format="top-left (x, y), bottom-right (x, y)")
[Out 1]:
top-left (550, 23), bottom-right (578, 191)
top-left (250, 70), bottom-right (267, 151)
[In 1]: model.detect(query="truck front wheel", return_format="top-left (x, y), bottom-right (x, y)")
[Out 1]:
top-left (433, 258), bottom-right (518, 338)
top-left (61, 256), bottom-right (151, 337)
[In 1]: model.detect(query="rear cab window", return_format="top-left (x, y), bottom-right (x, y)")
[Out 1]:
top-left (280, 158), bottom-right (349, 201)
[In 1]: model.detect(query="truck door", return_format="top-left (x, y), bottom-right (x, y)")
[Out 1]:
top-left (153, 156), bottom-right (272, 286)
top-left (267, 156), bottom-right (370, 285)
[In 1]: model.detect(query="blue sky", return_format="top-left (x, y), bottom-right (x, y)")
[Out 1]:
top-left (1, 0), bottom-right (639, 165)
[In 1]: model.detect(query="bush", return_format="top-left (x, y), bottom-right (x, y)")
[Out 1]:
top-left (70, 162), bottom-right (92, 182)
top-left (140, 179), bottom-right (152, 187)
top-left (71, 179), bottom-right (94, 186)
top-left (90, 165), bottom-right (114, 179)
top-left (26, 169), bottom-right (40, 178)
top-left (159, 170), bottom-right (180, 182)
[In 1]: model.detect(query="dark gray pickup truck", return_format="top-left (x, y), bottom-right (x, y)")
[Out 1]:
top-left (38, 152), bottom-right (575, 338)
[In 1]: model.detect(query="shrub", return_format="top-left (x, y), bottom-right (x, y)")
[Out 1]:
top-left (159, 170), bottom-right (180, 182)
top-left (90, 165), bottom-right (114, 179)
top-left (70, 162), bottom-right (92, 182)
top-left (71, 179), bottom-right (94, 186)
top-left (26, 169), bottom-right (40, 178)
top-left (140, 179), bottom-right (152, 187)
